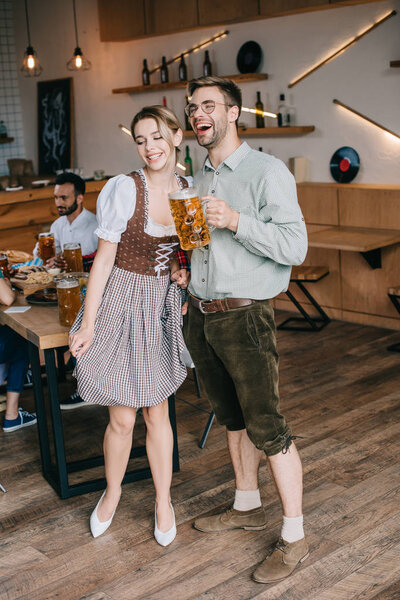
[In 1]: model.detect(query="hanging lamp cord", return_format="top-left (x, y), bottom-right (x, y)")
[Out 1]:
top-left (24, 0), bottom-right (31, 46)
top-left (72, 0), bottom-right (79, 47)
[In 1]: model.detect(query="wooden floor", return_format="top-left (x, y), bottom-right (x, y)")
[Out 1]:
top-left (1, 313), bottom-right (400, 600)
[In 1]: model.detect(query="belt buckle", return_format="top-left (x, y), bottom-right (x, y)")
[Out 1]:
top-left (198, 300), bottom-right (209, 314)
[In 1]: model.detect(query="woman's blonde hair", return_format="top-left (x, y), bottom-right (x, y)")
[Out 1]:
top-left (131, 105), bottom-right (182, 154)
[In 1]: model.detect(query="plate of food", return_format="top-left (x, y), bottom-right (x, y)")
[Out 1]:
top-left (0, 250), bottom-right (33, 265)
top-left (11, 265), bottom-right (55, 294)
top-left (26, 287), bottom-right (58, 305)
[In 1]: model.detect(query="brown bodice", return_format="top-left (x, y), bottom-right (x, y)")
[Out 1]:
top-left (114, 170), bottom-right (188, 276)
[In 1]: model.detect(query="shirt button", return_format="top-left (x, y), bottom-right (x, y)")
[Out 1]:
top-left (204, 260), bottom-right (207, 264)
top-left (204, 245), bottom-right (209, 250)
top-left (215, 171), bottom-right (219, 175)
top-left (202, 278), bottom-right (205, 282)
top-left (211, 190), bottom-right (215, 194)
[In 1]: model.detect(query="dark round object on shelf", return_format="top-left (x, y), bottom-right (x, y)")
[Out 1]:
top-left (330, 146), bottom-right (360, 183)
top-left (236, 41), bottom-right (262, 74)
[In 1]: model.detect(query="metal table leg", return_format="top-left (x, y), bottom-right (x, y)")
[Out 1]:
top-left (28, 342), bottom-right (52, 478)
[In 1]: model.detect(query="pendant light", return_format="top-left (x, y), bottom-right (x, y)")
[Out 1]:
top-left (67, 0), bottom-right (91, 71)
top-left (21, 0), bottom-right (42, 76)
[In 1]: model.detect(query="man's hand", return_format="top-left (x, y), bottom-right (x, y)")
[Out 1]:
top-left (181, 300), bottom-right (188, 316)
top-left (171, 268), bottom-right (189, 289)
top-left (46, 254), bottom-right (68, 271)
top-left (202, 196), bottom-right (239, 232)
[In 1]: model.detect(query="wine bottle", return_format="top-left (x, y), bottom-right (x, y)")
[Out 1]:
top-left (142, 59), bottom-right (150, 86)
top-left (203, 50), bottom-right (212, 77)
top-left (184, 146), bottom-right (193, 176)
top-left (162, 96), bottom-right (167, 107)
top-left (255, 91), bottom-right (265, 129)
top-left (178, 54), bottom-right (187, 82)
top-left (160, 56), bottom-right (169, 83)
top-left (184, 95), bottom-right (191, 131)
top-left (277, 94), bottom-right (289, 127)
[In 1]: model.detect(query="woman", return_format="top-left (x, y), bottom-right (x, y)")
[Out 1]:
top-left (69, 106), bottom-right (191, 546)
top-left (0, 274), bottom-right (36, 432)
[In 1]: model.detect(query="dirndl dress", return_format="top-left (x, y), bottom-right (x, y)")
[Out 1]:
top-left (70, 170), bottom-right (188, 407)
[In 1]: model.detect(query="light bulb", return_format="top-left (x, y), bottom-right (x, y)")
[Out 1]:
top-left (75, 54), bottom-right (82, 68)
top-left (27, 55), bottom-right (35, 69)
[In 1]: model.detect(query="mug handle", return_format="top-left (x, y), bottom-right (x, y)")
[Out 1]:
top-left (201, 198), bottom-right (215, 232)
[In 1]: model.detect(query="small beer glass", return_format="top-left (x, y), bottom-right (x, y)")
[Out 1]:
top-left (63, 242), bottom-right (83, 273)
top-left (38, 232), bottom-right (56, 262)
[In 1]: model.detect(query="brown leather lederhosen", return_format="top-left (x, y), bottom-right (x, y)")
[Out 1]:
top-left (115, 171), bottom-right (188, 276)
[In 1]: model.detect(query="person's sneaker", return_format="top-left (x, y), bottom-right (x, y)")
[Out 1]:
top-left (3, 408), bottom-right (37, 432)
top-left (252, 537), bottom-right (309, 584)
top-left (60, 391), bottom-right (87, 410)
top-left (194, 506), bottom-right (267, 533)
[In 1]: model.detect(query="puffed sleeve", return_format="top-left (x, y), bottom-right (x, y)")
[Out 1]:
top-left (94, 174), bottom-right (137, 243)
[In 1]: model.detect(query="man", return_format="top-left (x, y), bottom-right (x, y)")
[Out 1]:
top-left (35, 172), bottom-right (98, 409)
top-left (34, 172), bottom-right (98, 271)
top-left (183, 76), bottom-right (308, 584)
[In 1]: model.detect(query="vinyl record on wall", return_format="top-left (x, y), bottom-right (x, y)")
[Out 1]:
top-left (330, 146), bottom-right (360, 183)
top-left (236, 41), bottom-right (262, 73)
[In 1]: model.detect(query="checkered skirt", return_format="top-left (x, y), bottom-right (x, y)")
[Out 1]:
top-left (70, 266), bottom-right (187, 407)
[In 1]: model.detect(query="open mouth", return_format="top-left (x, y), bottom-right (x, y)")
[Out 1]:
top-left (195, 122), bottom-right (213, 135)
top-left (146, 153), bottom-right (163, 161)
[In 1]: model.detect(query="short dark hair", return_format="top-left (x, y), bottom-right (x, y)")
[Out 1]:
top-left (188, 76), bottom-right (242, 122)
top-left (55, 172), bottom-right (85, 196)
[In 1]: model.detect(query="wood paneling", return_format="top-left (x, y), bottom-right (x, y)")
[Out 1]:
top-left (297, 184), bottom-right (339, 225)
top-left (98, 0), bottom-right (146, 42)
top-left (339, 187), bottom-right (400, 230)
top-left (260, 0), bottom-right (325, 17)
top-left (198, 0), bottom-right (258, 26)
top-left (145, 0), bottom-right (198, 35)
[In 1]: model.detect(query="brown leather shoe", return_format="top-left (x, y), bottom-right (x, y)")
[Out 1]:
top-left (194, 506), bottom-right (267, 533)
top-left (252, 537), bottom-right (309, 583)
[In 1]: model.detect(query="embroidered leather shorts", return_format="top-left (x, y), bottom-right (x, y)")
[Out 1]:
top-left (183, 299), bottom-right (293, 456)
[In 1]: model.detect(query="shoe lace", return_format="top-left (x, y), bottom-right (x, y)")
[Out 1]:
top-left (70, 391), bottom-right (81, 400)
top-left (274, 537), bottom-right (288, 554)
top-left (18, 409), bottom-right (33, 418)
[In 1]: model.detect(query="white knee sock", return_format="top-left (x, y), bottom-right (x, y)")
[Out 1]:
top-left (281, 515), bottom-right (304, 543)
top-left (233, 489), bottom-right (262, 511)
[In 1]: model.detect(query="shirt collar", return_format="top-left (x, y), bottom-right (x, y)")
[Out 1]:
top-left (202, 142), bottom-right (251, 173)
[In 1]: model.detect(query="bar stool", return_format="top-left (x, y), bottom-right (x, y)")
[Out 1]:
top-left (387, 285), bottom-right (400, 352)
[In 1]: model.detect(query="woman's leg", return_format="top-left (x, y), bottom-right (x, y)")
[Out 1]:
top-left (0, 326), bottom-right (29, 420)
top-left (142, 400), bottom-right (174, 532)
top-left (97, 405), bottom-right (136, 522)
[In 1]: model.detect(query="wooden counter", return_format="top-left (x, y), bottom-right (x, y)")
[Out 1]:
top-left (0, 180), bottom-right (107, 253)
top-left (274, 182), bottom-right (400, 331)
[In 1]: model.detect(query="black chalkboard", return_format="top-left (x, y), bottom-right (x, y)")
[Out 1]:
top-left (38, 78), bottom-right (74, 174)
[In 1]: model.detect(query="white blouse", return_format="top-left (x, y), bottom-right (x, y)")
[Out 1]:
top-left (95, 170), bottom-right (193, 243)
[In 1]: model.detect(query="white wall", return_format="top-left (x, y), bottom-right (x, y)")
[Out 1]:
top-left (12, 0), bottom-right (400, 183)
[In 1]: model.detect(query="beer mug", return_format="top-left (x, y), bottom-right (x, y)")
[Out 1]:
top-left (0, 254), bottom-right (11, 280)
top-left (168, 187), bottom-right (213, 251)
top-left (63, 242), bottom-right (83, 273)
top-left (56, 277), bottom-right (81, 326)
top-left (38, 232), bottom-right (56, 262)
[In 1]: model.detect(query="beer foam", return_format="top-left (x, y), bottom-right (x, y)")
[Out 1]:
top-left (56, 278), bottom-right (79, 289)
top-left (168, 187), bottom-right (197, 200)
top-left (64, 243), bottom-right (81, 250)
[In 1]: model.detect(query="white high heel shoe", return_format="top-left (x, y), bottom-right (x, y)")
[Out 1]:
top-left (90, 491), bottom-right (117, 538)
top-left (154, 503), bottom-right (177, 547)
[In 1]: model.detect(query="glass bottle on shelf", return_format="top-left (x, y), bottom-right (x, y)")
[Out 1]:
top-left (162, 96), bottom-right (167, 107)
top-left (277, 94), bottom-right (289, 127)
top-left (142, 59), bottom-right (150, 86)
top-left (184, 145), bottom-right (193, 176)
top-left (184, 95), bottom-right (191, 130)
top-left (203, 50), bottom-right (212, 77)
top-left (0, 121), bottom-right (7, 139)
top-left (178, 54), bottom-right (187, 81)
top-left (160, 56), bottom-right (169, 83)
top-left (255, 91), bottom-right (265, 129)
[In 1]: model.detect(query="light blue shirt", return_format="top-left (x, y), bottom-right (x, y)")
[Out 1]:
top-left (189, 142), bottom-right (308, 300)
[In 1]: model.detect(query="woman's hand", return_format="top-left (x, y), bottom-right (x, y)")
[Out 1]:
top-left (69, 326), bottom-right (94, 358)
top-left (171, 268), bottom-right (189, 289)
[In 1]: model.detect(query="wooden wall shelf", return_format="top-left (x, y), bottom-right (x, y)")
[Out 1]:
top-left (390, 60), bottom-right (400, 67)
top-left (184, 126), bottom-right (315, 138)
top-left (0, 137), bottom-right (14, 144)
top-left (112, 73), bottom-right (268, 94)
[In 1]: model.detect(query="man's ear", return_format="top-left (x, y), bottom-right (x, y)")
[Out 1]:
top-left (76, 193), bottom-right (84, 206)
top-left (229, 106), bottom-right (240, 124)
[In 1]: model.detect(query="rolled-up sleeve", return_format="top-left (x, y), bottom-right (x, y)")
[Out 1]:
top-left (234, 160), bottom-right (308, 266)
top-left (94, 174), bottom-right (136, 243)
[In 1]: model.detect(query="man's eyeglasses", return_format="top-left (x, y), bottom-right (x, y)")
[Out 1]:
top-left (184, 100), bottom-right (234, 118)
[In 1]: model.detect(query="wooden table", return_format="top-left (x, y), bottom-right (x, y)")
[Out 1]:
top-left (308, 226), bottom-right (400, 269)
top-left (0, 297), bottom-right (179, 498)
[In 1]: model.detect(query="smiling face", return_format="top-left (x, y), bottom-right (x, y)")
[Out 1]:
top-left (134, 117), bottom-right (181, 171)
top-left (54, 183), bottom-right (82, 217)
top-left (190, 86), bottom-right (237, 149)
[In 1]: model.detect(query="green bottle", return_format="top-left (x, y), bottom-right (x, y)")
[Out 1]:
top-left (184, 145), bottom-right (193, 176)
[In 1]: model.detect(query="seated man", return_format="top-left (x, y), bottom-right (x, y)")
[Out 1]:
top-left (34, 172), bottom-right (98, 271)
top-left (34, 172), bottom-right (98, 409)
top-left (0, 275), bottom-right (36, 432)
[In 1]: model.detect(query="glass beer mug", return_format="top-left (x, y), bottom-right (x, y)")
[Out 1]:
top-left (168, 187), bottom-right (213, 251)
top-left (56, 277), bottom-right (81, 326)
top-left (63, 242), bottom-right (83, 273)
top-left (38, 232), bottom-right (56, 262)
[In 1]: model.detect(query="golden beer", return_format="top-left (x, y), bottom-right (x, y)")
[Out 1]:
top-left (63, 242), bottom-right (83, 272)
top-left (56, 277), bottom-right (81, 326)
top-left (168, 187), bottom-right (211, 251)
top-left (38, 232), bottom-right (56, 262)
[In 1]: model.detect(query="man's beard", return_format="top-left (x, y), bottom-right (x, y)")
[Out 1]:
top-left (196, 119), bottom-right (228, 150)
top-left (58, 198), bottom-right (78, 216)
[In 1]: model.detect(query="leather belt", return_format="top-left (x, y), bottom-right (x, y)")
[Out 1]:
top-left (189, 293), bottom-right (257, 315)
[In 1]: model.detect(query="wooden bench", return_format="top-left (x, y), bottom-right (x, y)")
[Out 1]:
top-left (387, 285), bottom-right (400, 352)
top-left (278, 265), bottom-right (331, 331)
